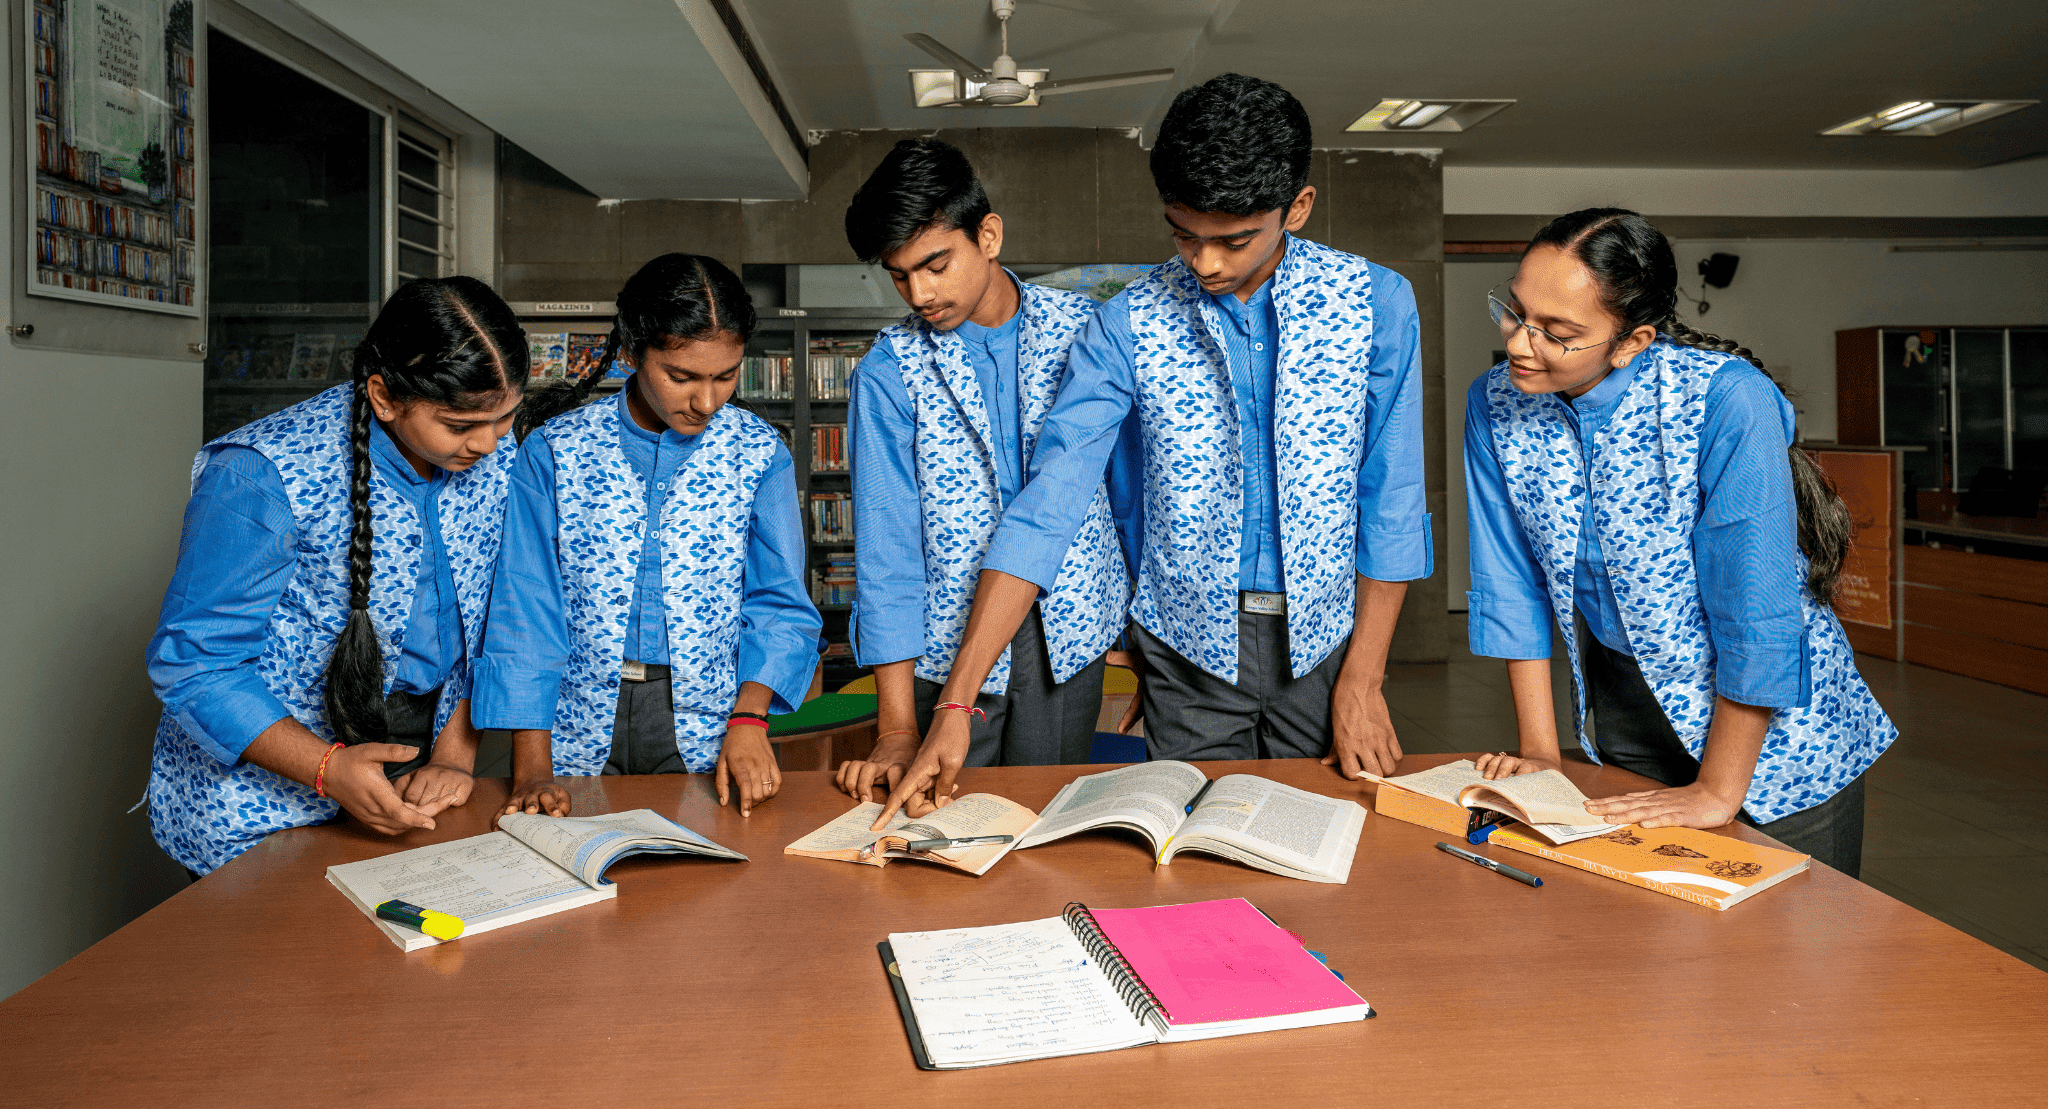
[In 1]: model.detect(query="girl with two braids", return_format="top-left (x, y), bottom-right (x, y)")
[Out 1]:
top-left (146, 278), bottom-right (529, 875)
top-left (473, 254), bottom-right (820, 819)
top-left (1465, 208), bottom-right (1896, 876)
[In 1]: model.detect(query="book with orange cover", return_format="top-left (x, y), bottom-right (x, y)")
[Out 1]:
top-left (1368, 759), bottom-right (1619, 844)
top-left (1486, 824), bottom-right (1810, 910)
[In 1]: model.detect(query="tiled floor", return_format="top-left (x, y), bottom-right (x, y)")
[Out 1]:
top-left (1394, 616), bottom-right (2048, 973)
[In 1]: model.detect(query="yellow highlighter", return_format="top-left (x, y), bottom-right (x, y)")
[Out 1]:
top-left (375, 899), bottom-right (465, 941)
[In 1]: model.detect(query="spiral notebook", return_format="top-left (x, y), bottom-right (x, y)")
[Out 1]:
top-left (878, 898), bottom-right (1372, 1069)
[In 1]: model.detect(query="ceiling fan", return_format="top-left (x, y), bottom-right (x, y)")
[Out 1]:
top-left (906, 0), bottom-right (1174, 108)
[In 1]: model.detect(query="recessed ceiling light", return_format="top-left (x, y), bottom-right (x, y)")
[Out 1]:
top-left (909, 68), bottom-right (1047, 108)
top-left (1346, 99), bottom-right (1514, 133)
top-left (1822, 99), bottom-right (2035, 137)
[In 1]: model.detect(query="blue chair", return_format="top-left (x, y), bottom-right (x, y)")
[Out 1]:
top-left (1088, 731), bottom-right (1147, 764)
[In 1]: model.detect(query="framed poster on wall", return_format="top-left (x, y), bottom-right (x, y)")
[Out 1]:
top-left (24, 0), bottom-right (200, 315)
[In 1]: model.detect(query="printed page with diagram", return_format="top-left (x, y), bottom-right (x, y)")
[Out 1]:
top-left (886, 915), bottom-right (1162, 1068)
top-left (1162, 775), bottom-right (1367, 884)
top-left (786, 795), bottom-right (1038, 875)
top-left (1014, 761), bottom-right (1210, 853)
top-left (326, 832), bottom-right (616, 951)
top-left (496, 808), bottom-right (745, 887)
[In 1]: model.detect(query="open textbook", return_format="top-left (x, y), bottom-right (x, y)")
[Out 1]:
top-left (1368, 759), bottom-right (1619, 844)
top-left (327, 809), bottom-right (746, 951)
top-left (785, 794), bottom-right (1038, 876)
top-left (1015, 762), bottom-right (1366, 884)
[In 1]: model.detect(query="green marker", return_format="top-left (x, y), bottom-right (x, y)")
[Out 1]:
top-left (375, 899), bottom-right (465, 940)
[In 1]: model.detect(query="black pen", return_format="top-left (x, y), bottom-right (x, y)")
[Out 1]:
top-left (1435, 841), bottom-right (1543, 888)
top-left (1184, 778), bottom-right (1215, 815)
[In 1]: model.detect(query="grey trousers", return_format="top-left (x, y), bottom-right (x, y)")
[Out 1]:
top-left (912, 606), bottom-right (1105, 767)
top-left (606, 676), bottom-right (689, 775)
top-left (1576, 612), bottom-right (1868, 877)
top-left (1129, 613), bottom-right (1349, 761)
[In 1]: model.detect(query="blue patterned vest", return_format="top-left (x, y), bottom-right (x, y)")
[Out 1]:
top-left (1483, 340), bottom-right (1897, 822)
top-left (1121, 236), bottom-right (1378, 681)
top-left (147, 383), bottom-right (517, 873)
top-left (540, 398), bottom-right (785, 775)
top-left (879, 281), bottom-right (1129, 693)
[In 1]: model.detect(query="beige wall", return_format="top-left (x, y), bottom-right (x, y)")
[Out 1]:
top-left (0, 349), bottom-right (200, 999)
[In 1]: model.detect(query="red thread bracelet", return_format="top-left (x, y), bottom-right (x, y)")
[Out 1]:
top-left (728, 711), bottom-right (770, 729)
top-left (313, 741), bottom-right (346, 798)
top-left (937, 701), bottom-right (988, 723)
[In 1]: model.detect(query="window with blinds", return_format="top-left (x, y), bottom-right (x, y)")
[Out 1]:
top-left (393, 118), bottom-right (454, 282)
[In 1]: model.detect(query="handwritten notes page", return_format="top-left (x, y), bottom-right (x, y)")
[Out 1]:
top-left (889, 916), bottom-right (1159, 1068)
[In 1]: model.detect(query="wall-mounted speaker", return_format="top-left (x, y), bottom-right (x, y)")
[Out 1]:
top-left (1698, 252), bottom-right (1740, 289)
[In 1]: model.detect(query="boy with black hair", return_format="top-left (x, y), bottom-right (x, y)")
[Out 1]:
top-left (876, 74), bottom-right (1431, 825)
top-left (834, 137), bottom-right (1133, 804)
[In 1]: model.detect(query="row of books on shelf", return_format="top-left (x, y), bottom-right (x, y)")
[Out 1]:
top-left (810, 492), bottom-right (853, 543)
top-left (740, 355), bottom-right (797, 399)
top-left (811, 552), bottom-right (856, 607)
top-left (210, 334), bottom-right (364, 382)
top-left (36, 185), bottom-right (185, 249)
top-left (527, 333), bottom-right (624, 382)
top-left (36, 268), bottom-right (193, 305)
top-left (813, 424), bottom-right (848, 471)
top-left (810, 355), bottom-right (858, 401)
top-left (35, 229), bottom-right (190, 284)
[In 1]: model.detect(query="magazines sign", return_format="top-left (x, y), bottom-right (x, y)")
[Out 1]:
top-left (24, 0), bottom-right (201, 314)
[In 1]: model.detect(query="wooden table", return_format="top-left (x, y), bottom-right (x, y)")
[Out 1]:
top-left (5, 756), bottom-right (2044, 1107)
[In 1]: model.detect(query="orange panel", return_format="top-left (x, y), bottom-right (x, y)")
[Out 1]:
top-left (1903, 623), bottom-right (2048, 696)
top-left (1904, 546), bottom-right (2048, 606)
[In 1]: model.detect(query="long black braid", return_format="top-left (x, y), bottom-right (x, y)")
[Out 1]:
top-left (515, 253), bottom-right (758, 442)
top-left (323, 277), bottom-right (530, 746)
top-left (1527, 209), bottom-right (1854, 603)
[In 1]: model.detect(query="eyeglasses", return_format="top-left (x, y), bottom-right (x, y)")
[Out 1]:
top-left (1487, 284), bottom-right (1622, 358)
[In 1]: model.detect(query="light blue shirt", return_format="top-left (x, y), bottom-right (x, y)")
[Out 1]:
top-left (471, 388), bottom-right (820, 729)
top-left (1464, 353), bottom-right (1811, 707)
top-left (846, 298), bottom-right (1043, 668)
top-left (980, 259), bottom-right (1432, 594)
top-left (147, 421), bottom-right (462, 764)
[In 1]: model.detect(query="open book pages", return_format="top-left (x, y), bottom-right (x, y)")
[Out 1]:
top-left (1377, 759), bottom-right (1618, 844)
top-left (887, 915), bottom-right (1162, 1069)
top-left (1017, 762), bottom-right (1367, 884)
top-left (327, 832), bottom-right (614, 952)
top-left (327, 809), bottom-right (744, 950)
top-left (496, 808), bottom-right (746, 887)
top-left (784, 795), bottom-right (1037, 876)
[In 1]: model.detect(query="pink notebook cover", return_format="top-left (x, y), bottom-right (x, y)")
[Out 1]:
top-left (1088, 898), bottom-right (1363, 1026)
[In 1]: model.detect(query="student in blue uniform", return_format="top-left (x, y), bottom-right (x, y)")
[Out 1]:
top-left (474, 253), bottom-right (820, 818)
top-left (832, 138), bottom-right (1132, 804)
top-left (1465, 209), bottom-right (1896, 875)
top-left (146, 277), bottom-right (530, 874)
top-left (874, 74), bottom-right (1432, 824)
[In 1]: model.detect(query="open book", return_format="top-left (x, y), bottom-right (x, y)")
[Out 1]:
top-left (881, 899), bottom-right (1371, 1069)
top-left (1015, 762), bottom-right (1366, 884)
top-left (1369, 759), bottom-right (1619, 844)
top-left (326, 809), bottom-right (746, 950)
top-left (784, 794), bottom-right (1038, 876)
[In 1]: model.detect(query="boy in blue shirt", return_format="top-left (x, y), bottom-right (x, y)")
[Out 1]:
top-left (835, 139), bottom-right (1132, 803)
top-left (876, 74), bottom-right (1432, 824)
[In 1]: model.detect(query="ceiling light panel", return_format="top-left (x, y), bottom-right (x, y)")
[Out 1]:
top-left (1822, 99), bottom-right (2036, 137)
top-left (909, 69), bottom-right (1046, 108)
top-left (1346, 99), bottom-right (1514, 133)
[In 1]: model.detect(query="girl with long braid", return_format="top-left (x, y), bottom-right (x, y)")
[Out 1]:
top-left (1466, 209), bottom-right (1895, 876)
top-left (474, 254), bottom-right (820, 818)
top-left (146, 277), bottom-right (529, 875)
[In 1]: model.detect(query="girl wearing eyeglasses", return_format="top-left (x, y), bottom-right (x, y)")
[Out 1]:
top-left (1464, 208), bottom-right (1894, 877)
